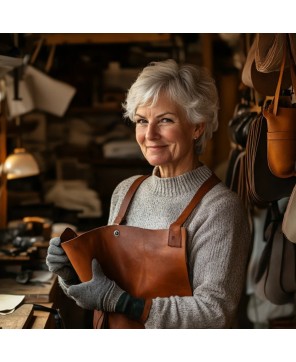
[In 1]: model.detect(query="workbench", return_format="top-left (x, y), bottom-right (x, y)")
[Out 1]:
top-left (0, 274), bottom-right (58, 329)
top-left (0, 238), bottom-right (91, 329)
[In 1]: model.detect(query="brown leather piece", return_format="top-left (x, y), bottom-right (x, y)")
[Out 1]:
top-left (62, 225), bottom-right (192, 297)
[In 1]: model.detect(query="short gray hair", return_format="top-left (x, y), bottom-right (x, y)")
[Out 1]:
top-left (122, 59), bottom-right (219, 154)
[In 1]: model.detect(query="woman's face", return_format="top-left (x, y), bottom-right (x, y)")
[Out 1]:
top-left (135, 92), bottom-right (204, 177)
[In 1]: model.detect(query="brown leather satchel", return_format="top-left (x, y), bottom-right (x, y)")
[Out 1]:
top-left (245, 110), bottom-right (296, 207)
top-left (245, 35), bottom-right (296, 207)
top-left (263, 36), bottom-right (296, 179)
top-left (60, 173), bottom-right (220, 328)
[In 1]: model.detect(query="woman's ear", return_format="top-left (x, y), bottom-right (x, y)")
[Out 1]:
top-left (194, 123), bottom-right (205, 139)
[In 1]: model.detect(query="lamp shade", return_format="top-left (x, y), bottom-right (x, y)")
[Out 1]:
top-left (3, 147), bottom-right (40, 180)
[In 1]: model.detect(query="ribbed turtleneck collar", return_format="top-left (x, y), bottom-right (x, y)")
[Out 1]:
top-left (148, 165), bottom-right (212, 197)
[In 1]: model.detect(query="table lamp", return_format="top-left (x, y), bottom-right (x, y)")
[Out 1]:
top-left (0, 147), bottom-right (40, 228)
top-left (2, 147), bottom-right (39, 180)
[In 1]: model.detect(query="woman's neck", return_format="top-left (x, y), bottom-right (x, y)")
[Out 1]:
top-left (158, 157), bottom-right (201, 178)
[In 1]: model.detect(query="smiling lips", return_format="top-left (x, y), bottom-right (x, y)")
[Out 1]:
top-left (146, 145), bottom-right (167, 150)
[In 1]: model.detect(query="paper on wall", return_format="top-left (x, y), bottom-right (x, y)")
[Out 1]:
top-left (25, 65), bottom-right (76, 117)
top-left (5, 65), bottom-right (76, 119)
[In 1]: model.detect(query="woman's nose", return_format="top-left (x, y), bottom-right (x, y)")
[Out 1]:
top-left (146, 123), bottom-right (160, 140)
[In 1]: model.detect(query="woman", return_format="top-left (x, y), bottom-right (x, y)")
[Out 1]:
top-left (46, 59), bottom-right (251, 328)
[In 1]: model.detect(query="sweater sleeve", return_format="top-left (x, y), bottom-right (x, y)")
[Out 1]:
top-left (144, 186), bottom-right (251, 329)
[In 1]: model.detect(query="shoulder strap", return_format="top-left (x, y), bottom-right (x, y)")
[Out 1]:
top-left (168, 173), bottom-right (221, 247)
top-left (113, 175), bottom-right (150, 225)
top-left (176, 173), bottom-right (221, 227)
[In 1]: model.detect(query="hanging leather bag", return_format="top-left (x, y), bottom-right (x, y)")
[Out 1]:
top-left (245, 110), bottom-right (296, 207)
top-left (263, 35), bottom-right (296, 179)
top-left (244, 37), bottom-right (296, 207)
top-left (60, 173), bottom-right (220, 328)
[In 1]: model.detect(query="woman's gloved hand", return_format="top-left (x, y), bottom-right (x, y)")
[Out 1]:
top-left (67, 258), bottom-right (124, 311)
top-left (46, 237), bottom-right (79, 284)
top-left (68, 259), bottom-right (152, 323)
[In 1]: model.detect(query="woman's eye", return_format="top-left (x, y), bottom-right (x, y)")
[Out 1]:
top-left (135, 118), bottom-right (147, 125)
top-left (161, 118), bottom-right (173, 123)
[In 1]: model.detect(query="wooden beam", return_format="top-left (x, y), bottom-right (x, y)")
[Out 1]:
top-left (0, 99), bottom-right (7, 228)
top-left (41, 33), bottom-right (171, 46)
top-left (200, 33), bottom-right (213, 75)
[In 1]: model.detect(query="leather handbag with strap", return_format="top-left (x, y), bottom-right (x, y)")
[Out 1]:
top-left (244, 35), bottom-right (296, 207)
top-left (263, 35), bottom-right (296, 179)
top-left (245, 107), bottom-right (295, 207)
top-left (60, 173), bottom-right (220, 328)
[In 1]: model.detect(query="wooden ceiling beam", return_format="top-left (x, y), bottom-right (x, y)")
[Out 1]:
top-left (41, 33), bottom-right (171, 46)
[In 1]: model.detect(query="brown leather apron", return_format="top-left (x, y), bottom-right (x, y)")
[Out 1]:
top-left (61, 173), bottom-right (220, 328)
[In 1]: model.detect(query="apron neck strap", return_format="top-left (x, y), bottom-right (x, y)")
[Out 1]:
top-left (168, 173), bottom-right (221, 247)
top-left (113, 175), bottom-right (150, 225)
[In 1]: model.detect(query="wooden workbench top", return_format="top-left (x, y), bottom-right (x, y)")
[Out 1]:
top-left (0, 274), bottom-right (58, 329)
top-left (0, 302), bottom-right (55, 329)
top-left (0, 303), bottom-right (34, 329)
top-left (0, 274), bottom-right (57, 303)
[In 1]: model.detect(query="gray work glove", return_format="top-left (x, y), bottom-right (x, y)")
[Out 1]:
top-left (46, 236), bottom-right (79, 284)
top-left (68, 258), bottom-right (124, 312)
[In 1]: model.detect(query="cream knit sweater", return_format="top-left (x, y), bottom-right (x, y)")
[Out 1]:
top-left (108, 165), bottom-right (251, 328)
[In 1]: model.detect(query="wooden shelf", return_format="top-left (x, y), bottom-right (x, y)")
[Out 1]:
top-left (0, 245), bottom-right (37, 261)
top-left (69, 102), bottom-right (122, 114)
